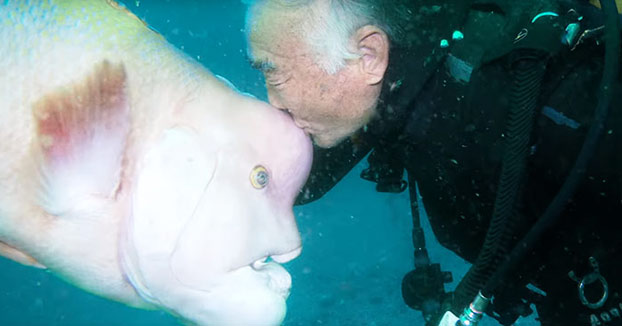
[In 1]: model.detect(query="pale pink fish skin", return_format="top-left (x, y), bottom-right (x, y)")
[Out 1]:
top-left (0, 1), bottom-right (312, 325)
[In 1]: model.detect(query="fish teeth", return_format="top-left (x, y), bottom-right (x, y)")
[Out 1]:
top-left (251, 256), bottom-right (269, 270)
top-left (250, 247), bottom-right (302, 270)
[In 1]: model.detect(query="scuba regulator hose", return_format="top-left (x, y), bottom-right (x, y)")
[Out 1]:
top-left (453, 0), bottom-right (621, 325)
top-left (451, 48), bottom-right (548, 322)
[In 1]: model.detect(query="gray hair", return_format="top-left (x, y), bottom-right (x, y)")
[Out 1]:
top-left (243, 0), bottom-right (412, 74)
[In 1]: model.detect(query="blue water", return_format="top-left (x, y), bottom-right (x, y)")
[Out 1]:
top-left (0, 2), bottom-right (540, 325)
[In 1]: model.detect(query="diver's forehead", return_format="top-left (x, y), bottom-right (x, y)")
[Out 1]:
top-left (248, 21), bottom-right (303, 73)
top-left (247, 4), bottom-right (313, 77)
top-left (248, 4), bottom-right (302, 49)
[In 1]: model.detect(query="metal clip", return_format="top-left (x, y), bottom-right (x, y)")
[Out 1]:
top-left (514, 28), bottom-right (529, 44)
top-left (568, 257), bottom-right (609, 309)
top-left (570, 26), bottom-right (605, 51)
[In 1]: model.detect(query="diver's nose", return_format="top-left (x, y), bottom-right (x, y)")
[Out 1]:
top-left (267, 90), bottom-right (284, 110)
top-left (278, 108), bottom-right (305, 130)
top-left (267, 92), bottom-right (296, 122)
top-left (292, 118), bottom-right (307, 130)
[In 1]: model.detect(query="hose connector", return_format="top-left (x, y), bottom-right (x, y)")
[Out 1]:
top-left (458, 292), bottom-right (490, 326)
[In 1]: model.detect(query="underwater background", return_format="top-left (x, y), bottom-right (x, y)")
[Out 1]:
top-left (0, 1), bottom-right (541, 325)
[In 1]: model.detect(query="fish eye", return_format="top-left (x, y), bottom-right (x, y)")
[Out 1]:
top-left (250, 165), bottom-right (269, 189)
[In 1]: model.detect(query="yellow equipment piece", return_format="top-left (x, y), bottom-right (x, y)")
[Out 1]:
top-left (589, 0), bottom-right (622, 13)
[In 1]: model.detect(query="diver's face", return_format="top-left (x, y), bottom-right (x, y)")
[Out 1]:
top-left (248, 9), bottom-right (381, 148)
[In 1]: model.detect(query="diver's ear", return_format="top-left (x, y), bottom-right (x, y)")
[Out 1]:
top-left (354, 25), bottom-right (389, 85)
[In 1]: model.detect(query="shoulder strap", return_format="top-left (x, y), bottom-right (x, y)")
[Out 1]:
top-left (447, 0), bottom-right (586, 83)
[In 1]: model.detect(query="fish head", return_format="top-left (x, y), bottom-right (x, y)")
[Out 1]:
top-left (122, 83), bottom-right (312, 325)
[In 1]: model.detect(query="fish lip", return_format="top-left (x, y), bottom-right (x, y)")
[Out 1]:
top-left (258, 261), bottom-right (293, 299)
top-left (250, 246), bottom-right (302, 271)
top-left (247, 256), bottom-right (295, 299)
top-left (270, 246), bottom-right (302, 263)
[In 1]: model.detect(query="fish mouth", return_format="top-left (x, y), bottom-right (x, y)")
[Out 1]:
top-left (250, 247), bottom-right (302, 269)
top-left (247, 247), bottom-right (302, 298)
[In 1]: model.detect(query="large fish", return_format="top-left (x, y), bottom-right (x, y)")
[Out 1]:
top-left (0, 1), bottom-right (312, 325)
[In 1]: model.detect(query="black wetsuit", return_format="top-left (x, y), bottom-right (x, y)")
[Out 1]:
top-left (295, 1), bottom-right (622, 325)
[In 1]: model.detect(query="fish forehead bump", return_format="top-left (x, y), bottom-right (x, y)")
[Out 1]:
top-left (211, 95), bottom-right (313, 198)
top-left (177, 87), bottom-right (312, 177)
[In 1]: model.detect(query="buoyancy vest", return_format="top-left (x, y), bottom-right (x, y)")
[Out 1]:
top-left (362, 1), bottom-right (621, 324)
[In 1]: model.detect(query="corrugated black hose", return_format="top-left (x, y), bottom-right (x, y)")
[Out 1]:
top-left (481, 0), bottom-right (621, 300)
top-left (451, 51), bottom-right (549, 315)
top-left (454, 0), bottom-right (621, 324)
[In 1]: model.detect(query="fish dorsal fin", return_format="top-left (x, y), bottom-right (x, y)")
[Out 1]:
top-left (32, 61), bottom-right (131, 216)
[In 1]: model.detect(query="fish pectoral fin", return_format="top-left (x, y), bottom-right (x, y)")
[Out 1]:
top-left (32, 61), bottom-right (131, 216)
top-left (0, 241), bottom-right (46, 269)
